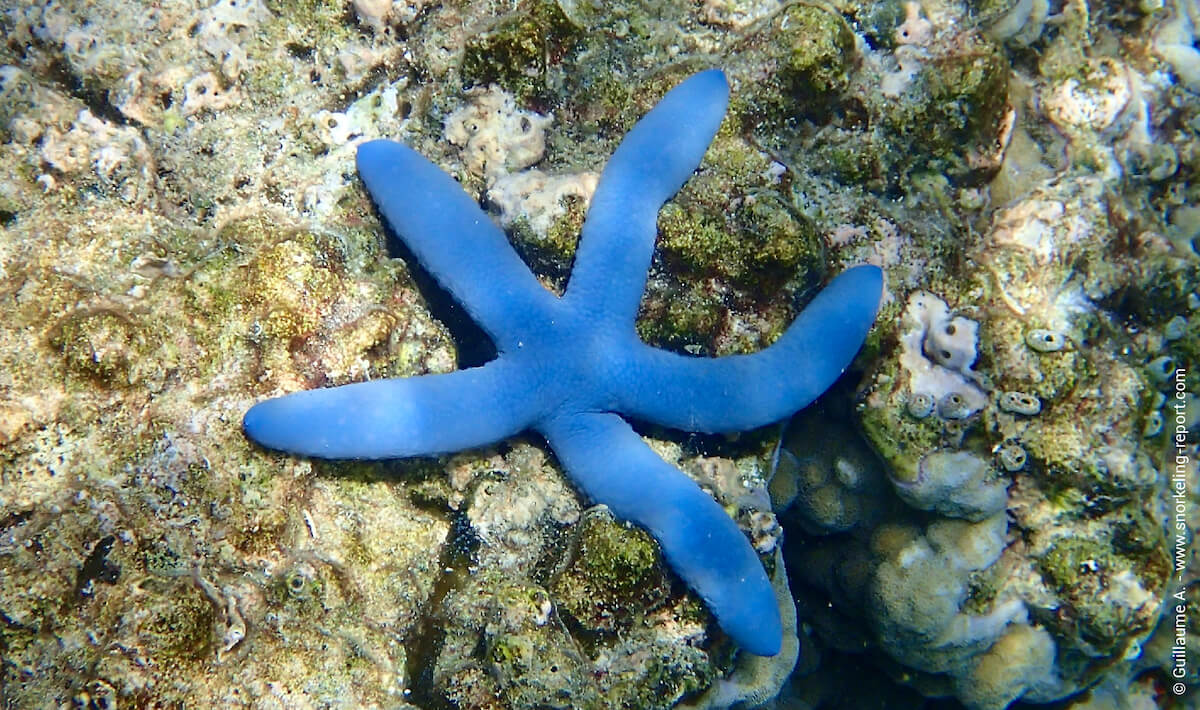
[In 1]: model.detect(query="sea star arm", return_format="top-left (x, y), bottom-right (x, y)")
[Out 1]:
top-left (565, 69), bottom-right (730, 325)
top-left (243, 359), bottom-right (539, 459)
top-left (616, 265), bottom-right (883, 432)
top-left (356, 140), bottom-right (558, 353)
top-left (538, 410), bottom-right (783, 657)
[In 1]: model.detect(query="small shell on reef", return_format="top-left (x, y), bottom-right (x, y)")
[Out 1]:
top-left (1143, 410), bottom-right (1164, 438)
top-left (938, 392), bottom-right (973, 419)
top-left (748, 510), bottom-right (782, 554)
top-left (997, 443), bottom-right (1027, 471)
top-left (999, 391), bottom-right (1042, 415)
top-left (907, 392), bottom-right (935, 419)
top-left (1025, 329), bottom-right (1066, 352)
top-left (1147, 355), bottom-right (1176, 383)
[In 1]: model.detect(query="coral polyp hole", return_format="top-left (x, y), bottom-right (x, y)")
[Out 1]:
top-left (998, 443), bottom-right (1027, 471)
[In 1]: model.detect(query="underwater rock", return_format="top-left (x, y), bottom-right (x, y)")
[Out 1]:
top-left (954, 623), bottom-right (1059, 710)
top-left (897, 448), bottom-right (1008, 520)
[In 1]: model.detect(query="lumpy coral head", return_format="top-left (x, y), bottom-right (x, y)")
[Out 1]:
top-left (244, 69), bottom-right (884, 657)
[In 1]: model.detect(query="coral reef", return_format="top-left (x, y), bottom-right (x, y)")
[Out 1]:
top-left (2, 0), bottom-right (1199, 706)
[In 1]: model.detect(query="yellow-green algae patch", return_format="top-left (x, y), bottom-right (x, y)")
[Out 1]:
top-left (734, 3), bottom-right (857, 125)
top-left (1036, 525), bottom-right (1169, 658)
top-left (460, 0), bottom-right (584, 106)
top-left (638, 120), bottom-right (824, 356)
top-left (550, 510), bottom-right (670, 637)
top-left (48, 308), bottom-right (149, 385)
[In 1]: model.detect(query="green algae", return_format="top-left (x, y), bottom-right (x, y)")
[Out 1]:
top-left (550, 511), bottom-right (669, 638)
top-left (636, 121), bottom-right (823, 355)
top-left (885, 36), bottom-right (1010, 183)
top-left (859, 401), bottom-right (945, 484)
top-left (131, 580), bottom-right (217, 659)
top-left (739, 4), bottom-right (857, 126)
top-left (636, 280), bottom-right (729, 355)
top-left (781, 4), bottom-right (857, 95)
top-left (854, 0), bottom-right (908, 50)
top-left (810, 127), bottom-right (889, 186)
top-left (611, 638), bottom-right (719, 710)
top-left (264, 0), bottom-right (360, 47)
top-left (978, 317), bottom-right (1091, 404)
top-left (1037, 530), bottom-right (1166, 657)
top-left (461, 1), bottom-right (583, 106)
top-left (656, 158), bottom-right (821, 293)
top-left (506, 194), bottom-right (588, 280)
top-left (489, 626), bottom-right (597, 709)
top-left (48, 308), bottom-right (147, 384)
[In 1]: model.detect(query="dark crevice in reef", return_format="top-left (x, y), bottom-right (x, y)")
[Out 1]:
top-left (327, 61), bottom-right (396, 115)
top-left (73, 535), bottom-right (120, 600)
top-left (403, 510), bottom-right (478, 709)
top-left (0, 509), bottom-right (33, 531)
top-left (629, 415), bottom-right (778, 461)
top-left (45, 57), bottom-right (138, 129)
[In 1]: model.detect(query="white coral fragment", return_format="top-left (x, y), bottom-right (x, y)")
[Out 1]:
top-left (311, 78), bottom-right (408, 149)
top-left (880, 45), bottom-right (924, 98)
top-left (193, 0), bottom-right (267, 83)
top-left (353, 0), bottom-right (393, 31)
top-left (352, 0), bottom-right (429, 30)
top-left (987, 0), bottom-right (1049, 44)
top-left (488, 169), bottom-right (598, 236)
top-left (895, 2), bottom-right (933, 45)
top-left (444, 85), bottom-right (552, 180)
top-left (1043, 58), bottom-right (1132, 134)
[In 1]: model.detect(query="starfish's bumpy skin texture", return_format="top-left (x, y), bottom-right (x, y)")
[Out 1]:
top-left (243, 70), bottom-right (883, 657)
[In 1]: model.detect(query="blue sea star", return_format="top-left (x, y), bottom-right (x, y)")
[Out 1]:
top-left (243, 69), bottom-right (883, 657)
